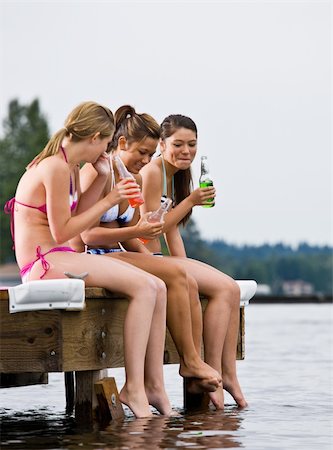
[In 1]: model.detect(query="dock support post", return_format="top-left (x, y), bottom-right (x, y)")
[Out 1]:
top-left (94, 377), bottom-right (124, 422)
top-left (75, 370), bottom-right (94, 425)
top-left (64, 371), bottom-right (75, 414)
top-left (183, 379), bottom-right (210, 412)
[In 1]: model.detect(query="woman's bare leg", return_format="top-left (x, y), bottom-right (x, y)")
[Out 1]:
top-left (110, 252), bottom-right (221, 388)
top-left (29, 252), bottom-right (164, 418)
top-left (141, 277), bottom-right (174, 415)
top-left (165, 256), bottom-right (247, 409)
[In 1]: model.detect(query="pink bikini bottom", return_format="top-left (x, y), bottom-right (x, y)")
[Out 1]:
top-left (20, 246), bottom-right (76, 282)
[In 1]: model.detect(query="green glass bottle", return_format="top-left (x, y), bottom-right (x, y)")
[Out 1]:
top-left (199, 156), bottom-right (215, 208)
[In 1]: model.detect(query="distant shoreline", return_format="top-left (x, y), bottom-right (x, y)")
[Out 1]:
top-left (251, 294), bottom-right (332, 304)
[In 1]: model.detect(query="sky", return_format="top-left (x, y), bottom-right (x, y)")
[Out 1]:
top-left (0, 0), bottom-right (331, 247)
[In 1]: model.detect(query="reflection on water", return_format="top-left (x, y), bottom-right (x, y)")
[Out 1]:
top-left (1, 304), bottom-right (333, 449)
top-left (0, 407), bottom-right (245, 449)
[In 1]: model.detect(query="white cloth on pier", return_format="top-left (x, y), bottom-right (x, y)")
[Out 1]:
top-left (8, 279), bottom-right (85, 313)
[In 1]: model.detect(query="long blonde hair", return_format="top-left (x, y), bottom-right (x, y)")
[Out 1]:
top-left (28, 101), bottom-right (115, 167)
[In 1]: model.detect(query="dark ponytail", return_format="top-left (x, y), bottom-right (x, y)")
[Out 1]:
top-left (109, 105), bottom-right (160, 151)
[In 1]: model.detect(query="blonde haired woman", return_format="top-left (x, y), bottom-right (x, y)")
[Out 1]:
top-left (4, 102), bottom-right (172, 418)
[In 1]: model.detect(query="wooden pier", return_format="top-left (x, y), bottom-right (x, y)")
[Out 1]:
top-left (0, 287), bottom-right (246, 424)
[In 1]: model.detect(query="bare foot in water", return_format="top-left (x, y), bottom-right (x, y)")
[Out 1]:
top-left (223, 375), bottom-right (248, 408)
top-left (145, 384), bottom-right (179, 416)
top-left (208, 385), bottom-right (225, 410)
top-left (179, 357), bottom-right (222, 387)
top-left (186, 377), bottom-right (221, 394)
top-left (119, 384), bottom-right (153, 418)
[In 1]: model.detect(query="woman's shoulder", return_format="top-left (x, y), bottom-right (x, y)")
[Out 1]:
top-left (141, 158), bottom-right (161, 180)
top-left (38, 154), bottom-right (68, 171)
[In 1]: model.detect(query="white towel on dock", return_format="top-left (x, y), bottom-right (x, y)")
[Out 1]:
top-left (236, 280), bottom-right (257, 306)
top-left (8, 279), bottom-right (85, 313)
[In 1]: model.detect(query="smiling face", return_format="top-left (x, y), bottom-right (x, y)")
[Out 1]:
top-left (160, 127), bottom-right (197, 170)
top-left (119, 137), bottom-right (158, 174)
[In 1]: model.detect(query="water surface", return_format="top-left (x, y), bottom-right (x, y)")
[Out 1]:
top-left (1, 304), bottom-right (332, 449)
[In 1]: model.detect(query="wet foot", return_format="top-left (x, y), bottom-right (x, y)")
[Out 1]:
top-left (222, 375), bottom-right (248, 408)
top-left (186, 377), bottom-right (220, 394)
top-left (145, 386), bottom-right (179, 416)
top-left (119, 384), bottom-right (153, 418)
top-left (208, 385), bottom-right (225, 410)
top-left (179, 358), bottom-right (222, 386)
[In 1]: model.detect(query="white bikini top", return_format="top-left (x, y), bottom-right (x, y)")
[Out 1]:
top-left (100, 158), bottom-right (135, 224)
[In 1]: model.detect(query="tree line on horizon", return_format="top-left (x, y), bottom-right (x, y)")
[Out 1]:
top-left (0, 99), bottom-right (332, 295)
top-left (179, 220), bottom-right (332, 295)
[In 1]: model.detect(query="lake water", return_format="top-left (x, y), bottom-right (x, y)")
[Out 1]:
top-left (1, 304), bottom-right (332, 449)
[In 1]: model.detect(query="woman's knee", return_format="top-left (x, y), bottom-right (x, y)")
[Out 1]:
top-left (187, 274), bottom-right (199, 294)
top-left (187, 275), bottom-right (200, 304)
top-left (223, 278), bottom-right (240, 305)
top-left (167, 262), bottom-right (188, 288)
top-left (132, 273), bottom-right (159, 300)
top-left (154, 277), bottom-right (167, 301)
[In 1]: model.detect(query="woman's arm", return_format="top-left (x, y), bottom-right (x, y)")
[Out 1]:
top-left (43, 158), bottom-right (139, 244)
top-left (80, 213), bottom-right (161, 246)
top-left (141, 161), bottom-right (215, 233)
top-left (75, 156), bottom-right (110, 215)
top-left (116, 201), bottom-right (151, 254)
top-left (80, 167), bottom-right (164, 250)
top-left (164, 225), bottom-right (187, 257)
top-left (68, 157), bottom-right (111, 252)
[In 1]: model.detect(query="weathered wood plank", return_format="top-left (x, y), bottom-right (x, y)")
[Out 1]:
top-left (95, 377), bottom-right (124, 421)
top-left (61, 299), bottom-right (127, 371)
top-left (237, 307), bottom-right (245, 360)
top-left (0, 372), bottom-right (48, 388)
top-left (0, 301), bottom-right (63, 372)
top-left (0, 289), bottom-right (245, 376)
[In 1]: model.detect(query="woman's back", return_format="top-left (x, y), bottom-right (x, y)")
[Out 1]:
top-left (12, 154), bottom-right (73, 268)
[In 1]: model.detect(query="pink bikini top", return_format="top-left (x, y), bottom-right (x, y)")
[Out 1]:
top-left (4, 147), bottom-right (78, 247)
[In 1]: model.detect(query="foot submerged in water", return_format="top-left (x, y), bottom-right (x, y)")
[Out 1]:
top-left (119, 384), bottom-right (153, 418)
top-left (145, 385), bottom-right (180, 416)
top-left (223, 375), bottom-right (248, 408)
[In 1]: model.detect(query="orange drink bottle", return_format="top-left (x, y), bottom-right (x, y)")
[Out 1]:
top-left (138, 197), bottom-right (172, 245)
top-left (114, 155), bottom-right (144, 208)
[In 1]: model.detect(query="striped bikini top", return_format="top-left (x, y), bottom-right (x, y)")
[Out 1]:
top-left (100, 158), bottom-right (135, 224)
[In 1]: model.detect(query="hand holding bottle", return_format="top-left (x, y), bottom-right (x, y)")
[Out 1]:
top-left (189, 186), bottom-right (216, 207)
top-left (114, 155), bottom-right (144, 207)
top-left (105, 178), bottom-right (141, 206)
top-left (199, 155), bottom-right (215, 208)
top-left (136, 212), bottom-right (164, 244)
top-left (138, 197), bottom-right (172, 245)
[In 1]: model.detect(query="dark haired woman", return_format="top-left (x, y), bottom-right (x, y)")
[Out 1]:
top-left (140, 114), bottom-right (248, 409)
top-left (79, 105), bottom-right (222, 412)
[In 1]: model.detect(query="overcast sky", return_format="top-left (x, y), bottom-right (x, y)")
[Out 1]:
top-left (0, 0), bottom-right (331, 247)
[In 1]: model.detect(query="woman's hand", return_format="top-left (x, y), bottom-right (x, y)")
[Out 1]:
top-left (189, 186), bottom-right (216, 207)
top-left (92, 152), bottom-right (111, 176)
top-left (105, 178), bottom-right (141, 206)
top-left (135, 212), bottom-right (164, 240)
